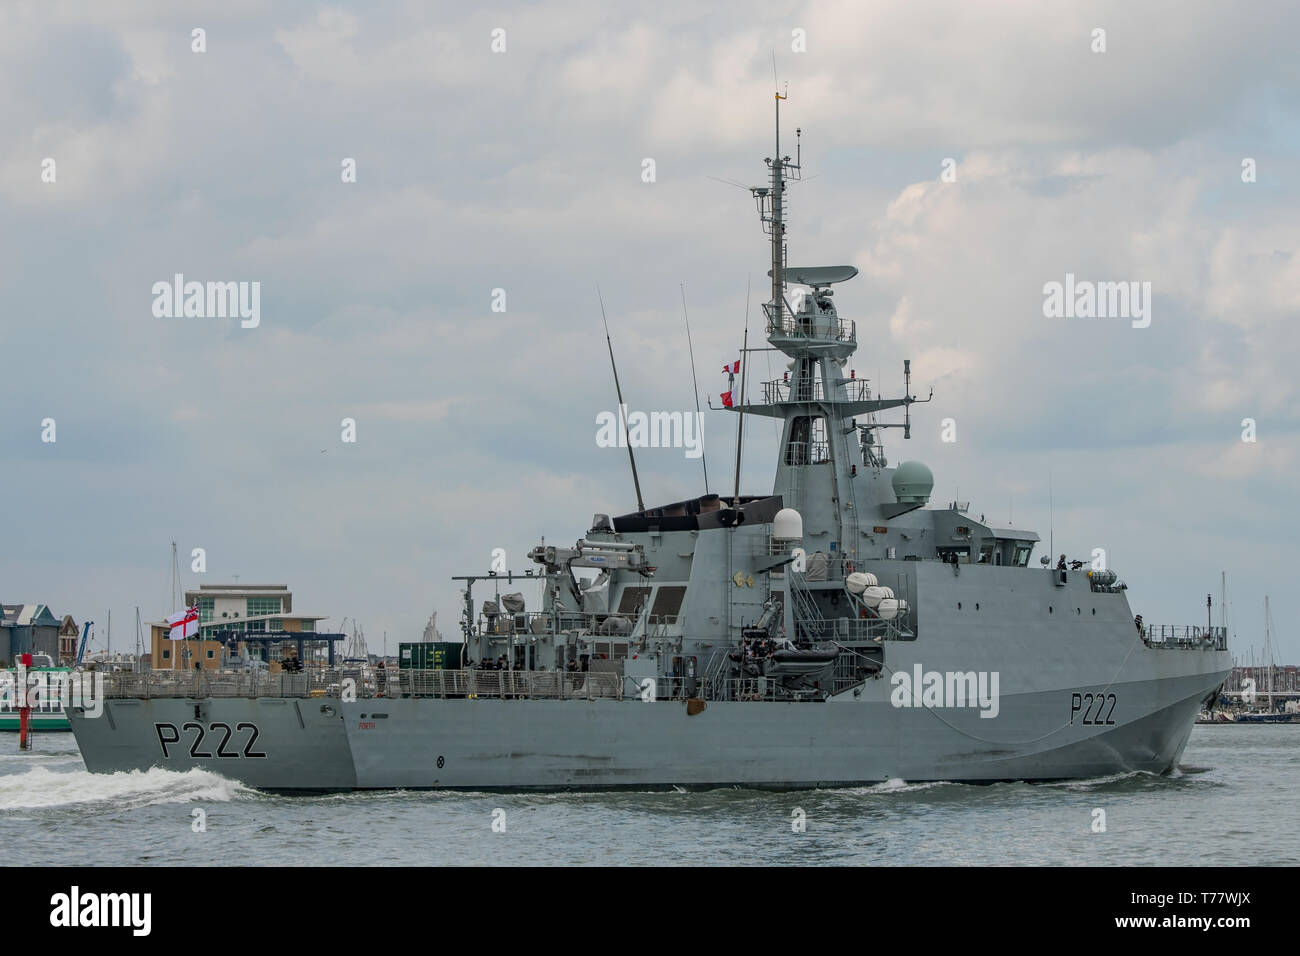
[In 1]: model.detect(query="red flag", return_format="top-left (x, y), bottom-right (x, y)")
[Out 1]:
top-left (720, 391), bottom-right (734, 408)
top-left (723, 360), bottom-right (739, 374)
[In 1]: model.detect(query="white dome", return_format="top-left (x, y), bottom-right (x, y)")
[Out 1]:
top-left (891, 461), bottom-right (935, 505)
top-left (773, 508), bottom-right (803, 540)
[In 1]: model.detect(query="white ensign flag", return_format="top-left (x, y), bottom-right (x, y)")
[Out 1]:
top-left (166, 605), bottom-right (199, 640)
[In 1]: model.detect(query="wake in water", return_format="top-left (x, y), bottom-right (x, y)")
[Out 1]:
top-left (812, 771), bottom-right (1191, 797)
top-left (833, 778), bottom-right (961, 796)
top-left (0, 765), bottom-right (255, 811)
top-left (1038, 769), bottom-right (1167, 792)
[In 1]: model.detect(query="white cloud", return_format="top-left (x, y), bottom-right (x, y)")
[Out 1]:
top-left (1, 0), bottom-right (1297, 659)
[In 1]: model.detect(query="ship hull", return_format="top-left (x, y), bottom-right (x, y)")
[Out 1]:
top-left (69, 697), bottom-right (356, 790)
top-left (68, 659), bottom-right (1228, 791)
top-left (344, 673), bottom-right (1221, 789)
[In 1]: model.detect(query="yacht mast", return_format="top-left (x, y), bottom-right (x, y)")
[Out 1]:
top-left (1264, 595), bottom-right (1274, 704)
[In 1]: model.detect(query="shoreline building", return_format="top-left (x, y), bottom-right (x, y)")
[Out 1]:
top-left (148, 584), bottom-right (338, 672)
top-left (58, 615), bottom-right (80, 663)
top-left (0, 604), bottom-right (65, 664)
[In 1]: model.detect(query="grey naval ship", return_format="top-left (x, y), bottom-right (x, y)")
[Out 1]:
top-left (69, 96), bottom-right (1230, 790)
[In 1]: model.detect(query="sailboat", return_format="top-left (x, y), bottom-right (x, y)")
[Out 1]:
top-left (1236, 596), bottom-right (1298, 723)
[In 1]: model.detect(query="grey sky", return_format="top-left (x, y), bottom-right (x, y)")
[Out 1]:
top-left (1, 1), bottom-right (1296, 661)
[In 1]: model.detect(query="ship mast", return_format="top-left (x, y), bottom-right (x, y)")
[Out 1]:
top-left (732, 92), bottom-right (928, 565)
top-left (770, 91), bottom-right (786, 319)
top-left (759, 90), bottom-right (799, 325)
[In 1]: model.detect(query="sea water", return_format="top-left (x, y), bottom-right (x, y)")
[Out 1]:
top-left (2, 726), bottom-right (1296, 866)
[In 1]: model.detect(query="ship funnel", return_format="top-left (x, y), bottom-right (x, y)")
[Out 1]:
top-left (891, 461), bottom-right (934, 505)
top-left (773, 508), bottom-right (803, 540)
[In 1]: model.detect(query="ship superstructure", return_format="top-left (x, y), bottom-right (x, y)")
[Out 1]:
top-left (68, 95), bottom-right (1230, 790)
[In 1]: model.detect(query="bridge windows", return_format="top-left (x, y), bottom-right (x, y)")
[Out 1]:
top-left (615, 586), bottom-right (652, 615)
top-left (650, 585), bottom-right (687, 623)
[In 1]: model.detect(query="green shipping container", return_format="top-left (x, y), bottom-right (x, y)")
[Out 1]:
top-left (399, 642), bottom-right (465, 670)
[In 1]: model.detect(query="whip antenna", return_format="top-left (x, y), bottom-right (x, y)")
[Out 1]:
top-left (680, 283), bottom-right (710, 495)
top-left (597, 285), bottom-right (645, 513)
top-left (732, 274), bottom-right (752, 507)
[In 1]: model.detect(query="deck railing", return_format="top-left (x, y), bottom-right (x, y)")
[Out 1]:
top-left (92, 668), bottom-right (840, 703)
top-left (763, 302), bottom-right (855, 342)
top-left (762, 378), bottom-right (873, 404)
top-left (1142, 625), bottom-right (1228, 650)
top-left (469, 609), bottom-right (682, 638)
top-left (92, 628), bottom-right (1222, 704)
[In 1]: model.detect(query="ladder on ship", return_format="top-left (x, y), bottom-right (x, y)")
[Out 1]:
top-left (702, 650), bottom-right (733, 700)
top-left (835, 442), bottom-right (862, 567)
top-left (787, 571), bottom-right (826, 642)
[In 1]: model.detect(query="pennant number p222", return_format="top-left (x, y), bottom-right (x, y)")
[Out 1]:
top-left (154, 721), bottom-right (266, 758)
